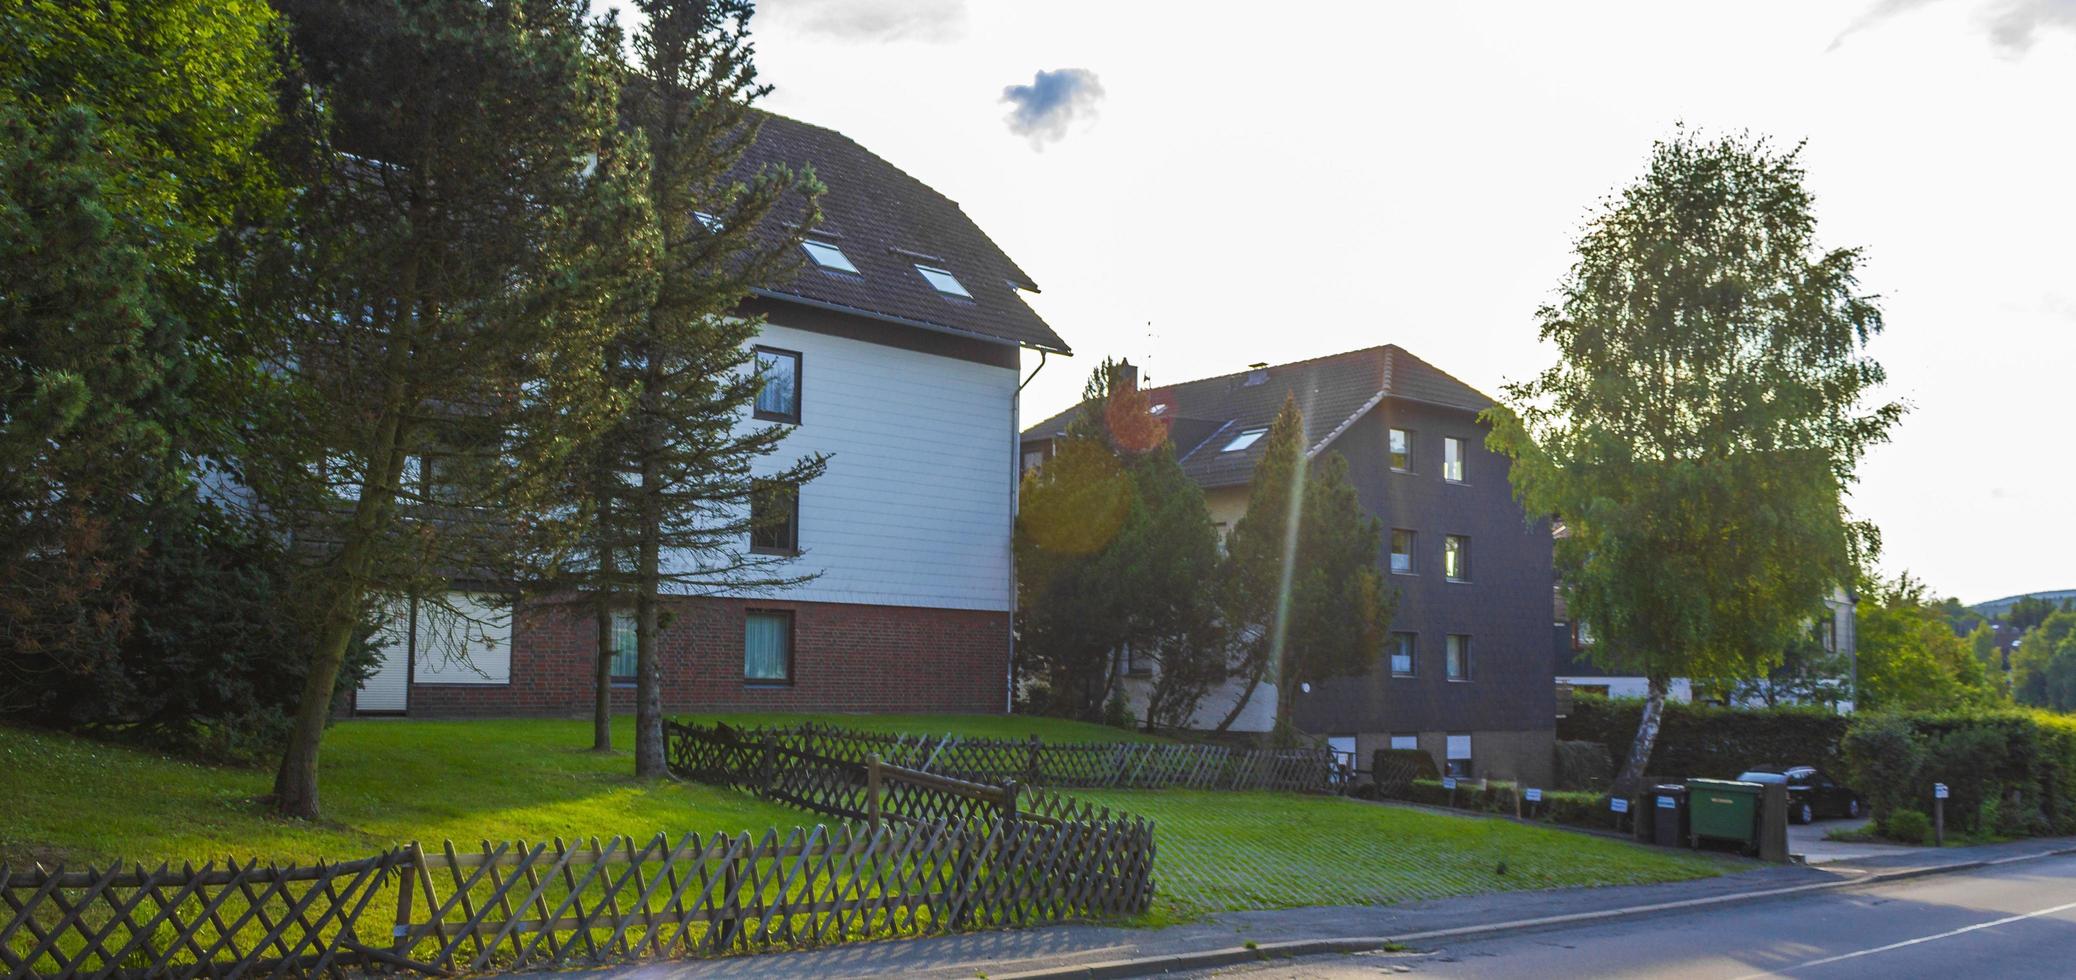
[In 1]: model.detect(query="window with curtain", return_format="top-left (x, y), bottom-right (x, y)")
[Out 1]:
top-left (1444, 534), bottom-right (1470, 581)
top-left (1389, 734), bottom-right (1419, 751)
top-left (1389, 632), bottom-right (1416, 676)
top-left (1446, 634), bottom-right (1472, 681)
top-left (610, 612), bottom-right (637, 682)
top-left (753, 347), bottom-right (801, 423)
top-left (1445, 733), bottom-right (1473, 778)
top-left (1390, 529), bottom-right (1415, 574)
top-left (744, 610), bottom-right (793, 683)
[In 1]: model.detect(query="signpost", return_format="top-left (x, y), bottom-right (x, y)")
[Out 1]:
top-left (1934, 783), bottom-right (1948, 846)
top-left (1443, 775), bottom-right (1457, 808)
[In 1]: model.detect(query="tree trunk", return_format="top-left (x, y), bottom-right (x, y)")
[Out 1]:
top-left (1612, 674), bottom-right (1670, 796)
top-left (632, 353), bottom-right (666, 779)
top-left (1212, 658), bottom-right (1266, 734)
top-left (591, 584), bottom-right (613, 752)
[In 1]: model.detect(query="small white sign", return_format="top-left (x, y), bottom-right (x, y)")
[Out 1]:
top-left (1935, 782), bottom-right (1949, 800)
top-left (1443, 776), bottom-right (1458, 791)
top-left (1525, 788), bottom-right (1543, 803)
top-left (1611, 797), bottom-right (1630, 814)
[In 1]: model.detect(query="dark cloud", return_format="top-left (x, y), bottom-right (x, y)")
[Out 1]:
top-left (762, 0), bottom-right (966, 43)
top-left (1001, 68), bottom-right (1105, 149)
top-left (1831, 0), bottom-right (2076, 54)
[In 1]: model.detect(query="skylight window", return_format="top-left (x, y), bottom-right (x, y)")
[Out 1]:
top-left (694, 211), bottom-right (722, 231)
top-left (1149, 404), bottom-right (1169, 415)
top-left (914, 264), bottom-right (971, 298)
top-left (802, 239), bottom-right (858, 273)
top-left (1221, 427), bottom-right (1267, 453)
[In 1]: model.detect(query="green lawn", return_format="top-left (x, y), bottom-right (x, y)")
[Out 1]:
top-left (1081, 789), bottom-right (1732, 921)
top-left (4, 717), bottom-right (1722, 925)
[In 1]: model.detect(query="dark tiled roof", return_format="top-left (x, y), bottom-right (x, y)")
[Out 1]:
top-left (737, 114), bottom-right (1070, 353)
top-left (1022, 345), bottom-right (1493, 488)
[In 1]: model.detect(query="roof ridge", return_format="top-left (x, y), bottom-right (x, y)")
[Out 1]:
top-left (1140, 344), bottom-right (1397, 395)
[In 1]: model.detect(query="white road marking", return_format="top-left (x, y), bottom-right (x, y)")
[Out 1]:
top-left (1729, 898), bottom-right (2076, 978)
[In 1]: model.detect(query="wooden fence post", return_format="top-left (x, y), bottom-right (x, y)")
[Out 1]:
top-left (1001, 779), bottom-right (1021, 824)
top-left (867, 753), bottom-right (883, 834)
top-left (1026, 735), bottom-right (1042, 786)
top-left (758, 732), bottom-right (777, 795)
top-left (391, 845), bottom-right (419, 960)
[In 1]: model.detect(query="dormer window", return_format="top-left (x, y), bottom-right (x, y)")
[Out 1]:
top-left (802, 239), bottom-right (858, 273)
top-left (914, 264), bottom-right (971, 298)
top-left (1221, 427), bottom-right (1267, 453)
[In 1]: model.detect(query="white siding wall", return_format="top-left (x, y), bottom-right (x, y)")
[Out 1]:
top-left (664, 320), bottom-right (1017, 612)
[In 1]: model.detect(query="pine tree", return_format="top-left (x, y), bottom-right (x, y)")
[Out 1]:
top-left (1213, 396), bottom-right (1392, 738)
top-left (610, 0), bottom-right (827, 776)
top-left (255, 0), bottom-right (654, 818)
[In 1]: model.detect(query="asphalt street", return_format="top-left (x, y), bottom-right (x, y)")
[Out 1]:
top-left (1175, 852), bottom-right (2076, 979)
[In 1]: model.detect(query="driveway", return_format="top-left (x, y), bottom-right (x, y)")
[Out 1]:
top-left (1789, 816), bottom-right (1931, 865)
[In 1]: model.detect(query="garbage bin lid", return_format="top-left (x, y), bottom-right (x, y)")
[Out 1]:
top-left (1653, 783), bottom-right (1687, 793)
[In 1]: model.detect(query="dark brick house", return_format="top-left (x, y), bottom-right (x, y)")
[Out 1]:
top-left (1022, 346), bottom-right (1557, 783)
top-left (352, 113), bottom-right (1071, 718)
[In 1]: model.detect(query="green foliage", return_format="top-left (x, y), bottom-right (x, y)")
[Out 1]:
top-left (1554, 739), bottom-right (1615, 791)
top-left (1218, 396), bottom-right (1392, 735)
top-left (1840, 713), bottom-right (1923, 822)
top-left (1559, 697), bottom-right (1851, 779)
top-left (1370, 748), bottom-right (1441, 796)
top-left (2012, 610), bottom-right (2076, 710)
top-left (1487, 127), bottom-right (1901, 784)
top-left (1885, 808), bottom-right (1932, 845)
top-left (1856, 574), bottom-right (2004, 711)
top-left (1017, 361), bottom-right (1224, 725)
top-left (1841, 709), bottom-right (2076, 839)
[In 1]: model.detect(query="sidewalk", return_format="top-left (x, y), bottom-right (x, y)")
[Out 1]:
top-left (592, 836), bottom-right (2076, 980)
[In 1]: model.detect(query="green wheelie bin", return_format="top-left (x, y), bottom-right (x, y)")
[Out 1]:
top-left (1686, 777), bottom-right (1763, 852)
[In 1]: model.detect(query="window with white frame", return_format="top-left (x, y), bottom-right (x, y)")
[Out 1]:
top-left (610, 611), bottom-right (638, 682)
top-left (1445, 733), bottom-right (1473, 778)
top-left (1221, 427), bottom-right (1267, 453)
top-left (1390, 529), bottom-right (1415, 574)
top-left (801, 239), bottom-right (858, 273)
top-left (1443, 436), bottom-right (1466, 482)
top-left (913, 263), bottom-right (971, 298)
top-left (744, 610), bottom-right (794, 683)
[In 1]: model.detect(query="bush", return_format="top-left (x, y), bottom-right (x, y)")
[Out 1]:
top-left (1554, 739), bottom-right (1613, 791)
top-left (1885, 809), bottom-right (1932, 845)
top-left (1841, 713), bottom-right (1924, 823)
top-left (1559, 697), bottom-right (1850, 779)
top-left (1389, 777), bottom-right (1617, 832)
top-left (1371, 748), bottom-right (1439, 796)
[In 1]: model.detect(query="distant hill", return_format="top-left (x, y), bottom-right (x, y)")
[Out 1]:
top-left (1972, 590), bottom-right (2076, 617)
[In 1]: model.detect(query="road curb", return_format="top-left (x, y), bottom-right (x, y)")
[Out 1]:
top-left (993, 845), bottom-right (2076, 979)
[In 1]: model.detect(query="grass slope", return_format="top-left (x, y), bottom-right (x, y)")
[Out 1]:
top-left (1083, 789), bottom-right (1730, 920)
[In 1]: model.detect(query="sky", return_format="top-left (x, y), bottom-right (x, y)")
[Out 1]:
top-left (615, 0), bottom-right (2076, 605)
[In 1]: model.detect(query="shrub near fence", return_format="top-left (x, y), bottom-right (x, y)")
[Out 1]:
top-left (1843, 709), bottom-right (2076, 839)
top-left (1559, 698), bottom-right (1851, 779)
top-left (670, 720), bottom-right (1338, 793)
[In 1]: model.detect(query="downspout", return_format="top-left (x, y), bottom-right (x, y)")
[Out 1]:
top-left (1008, 347), bottom-right (1052, 712)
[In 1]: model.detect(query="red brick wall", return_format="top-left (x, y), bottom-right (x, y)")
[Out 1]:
top-left (402, 596), bottom-right (1010, 717)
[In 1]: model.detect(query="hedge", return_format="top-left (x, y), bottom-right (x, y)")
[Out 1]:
top-left (1393, 779), bottom-right (1622, 834)
top-left (1559, 697), bottom-right (1851, 780)
top-left (1842, 709), bottom-right (2076, 839)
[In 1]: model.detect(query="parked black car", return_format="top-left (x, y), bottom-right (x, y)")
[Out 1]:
top-left (1736, 766), bottom-right (1862, 824)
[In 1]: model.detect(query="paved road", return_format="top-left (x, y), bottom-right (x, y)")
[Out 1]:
top-left (1175, 852), bottom-right (2076, 979)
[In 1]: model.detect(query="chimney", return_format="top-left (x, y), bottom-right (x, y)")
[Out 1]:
top-left (1117, 359), bottom-right (1139, 392)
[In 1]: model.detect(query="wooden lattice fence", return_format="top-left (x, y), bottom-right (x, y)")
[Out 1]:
top-left (665, 720), bottom-right (1340, 793)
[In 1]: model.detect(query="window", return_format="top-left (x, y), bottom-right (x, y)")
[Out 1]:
top-left (1389, 734), bottom-right (1419, 751)
top-left (801, 239), bottom-right (858, 273)
top-left (913, 264), bottom-right (971, 298)
top-left (1820, 617), bottom-right (1838, 653)
top-left (1572, 619), bottom-right (1594, 650)
top-left (1022, 450), bottom-right (1046, 473)
top-left (1446, 634), bottom-right (1471, 681)
top-left (693, 210), bottom-right (722, 231)
top-left (750, 480), bottom-right (799, 554)
top-left (1445, 733), bottom-right (1473, 778)
top-left (1444, 535), bottom-right (1470, 581)
top-left (1443, 436), bottom-right (1466, 482)
top-left (1221, 427), bottom-right (1267, 453)
top-left (1389, 428), bottom-right (1411, 471)
top-left (744, 610), bottom-right (794, 683)
top-left (753, 347), bottom-right (801, 423)
top-left (1390, 529), bottom-right (1415, 574)
top-left (609, 612), bottom-right (638, 682)
top-left (1389, 632), bottom-right (1417, 676)
top-left (1123, 644), bottom-right (1153, 676)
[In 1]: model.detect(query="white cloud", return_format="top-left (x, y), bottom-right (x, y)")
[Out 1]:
top-left (760, 0), bottom-right (967, 43)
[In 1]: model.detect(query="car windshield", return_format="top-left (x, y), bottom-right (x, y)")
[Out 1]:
top-left (1736, 771), bottom-right (1788, 784)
